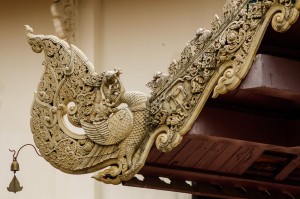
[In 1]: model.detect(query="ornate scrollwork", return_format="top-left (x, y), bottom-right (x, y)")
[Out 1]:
top-left (26, 0), bottom-right (300, 185)
top-left (26, 25), bottom-right (154, 184)
top-left (147, 0), bottom-right (300, 152)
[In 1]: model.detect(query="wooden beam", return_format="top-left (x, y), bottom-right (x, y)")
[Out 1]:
top-left (240, 54), bottom-right (300, 101)
top-left (275, 156), bottom-right (300, 181)
top-left (139, 165), bottom-right (300, 195)
top-left (124, 174), bottom-right (299, 199)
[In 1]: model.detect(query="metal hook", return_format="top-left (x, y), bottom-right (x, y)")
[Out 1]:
top-left (9, 149), bottom-right (16, 160)
top-left (9, 143), bottom-right (42, 160)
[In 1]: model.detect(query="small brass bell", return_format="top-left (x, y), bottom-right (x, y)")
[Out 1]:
top-left (11, 158), bottom-right (19, 172)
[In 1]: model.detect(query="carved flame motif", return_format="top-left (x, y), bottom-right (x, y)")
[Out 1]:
top-left (26, 0), bottom-right (300, 184)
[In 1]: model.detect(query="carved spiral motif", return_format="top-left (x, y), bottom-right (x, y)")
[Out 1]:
top-left (271, 2), bottom-right (300, 32)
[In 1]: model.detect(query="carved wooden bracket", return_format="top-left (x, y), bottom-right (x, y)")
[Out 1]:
top-left (26, 0), bottom-right (300, 184)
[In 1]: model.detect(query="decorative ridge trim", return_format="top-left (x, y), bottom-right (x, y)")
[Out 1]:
top-left (26, 0), bottom-right (300, 185)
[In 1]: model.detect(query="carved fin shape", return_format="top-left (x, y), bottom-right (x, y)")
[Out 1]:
top-left (75, 144), bottom-right (119, 170)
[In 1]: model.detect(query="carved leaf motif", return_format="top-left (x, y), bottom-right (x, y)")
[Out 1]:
top-left (191, 75), bottom-right (205, 94)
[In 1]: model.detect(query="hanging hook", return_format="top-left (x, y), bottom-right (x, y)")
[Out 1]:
top-left (9, 149), bottom-right (16, 160)
top-left (9, 143), bottom-right (42, 160)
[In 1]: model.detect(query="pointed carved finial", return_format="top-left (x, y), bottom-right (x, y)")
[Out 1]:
top-left (24, 25), bottom-right (33, 35)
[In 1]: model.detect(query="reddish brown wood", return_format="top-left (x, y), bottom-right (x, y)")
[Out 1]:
top-left (275, 156), bottom-right (300, 181)
top-left (230, 147), bottom-right (264, 175)
top-left (240, 54), bottom-right (300, 100)
top-left (218, 146), bottom-right (251, 173)
top-left (139, 165), bottom-right (300, 194)
top-left (147, 146), bottom-right (163, 163)
top-left (125, 176), bottom-right (299, 199)
top-left (168, 137), bottom-right (204, 166)
top-left (124, 176), bottom-right (250, 199)
top-left (206, 144), bottom-right (240, 171)
top-left (180, 140), bottom-right (215, 168)
top-left (155, 137), bottom-right (190, 164)
top-left (191, 106), bottom-right (298, 146)
top-left (193, 142), bottom-right (228, 170)
top-left (259, 17), bottom-right (300, 60)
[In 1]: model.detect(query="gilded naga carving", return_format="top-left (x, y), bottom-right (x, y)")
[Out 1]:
top-left (26, 0), bottom-right (300, 184)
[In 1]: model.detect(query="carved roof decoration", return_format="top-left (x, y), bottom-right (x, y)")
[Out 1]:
top-left (26, 0), bottom-right (300, 186)
top-left (51, 0), bottom-right (75, 43)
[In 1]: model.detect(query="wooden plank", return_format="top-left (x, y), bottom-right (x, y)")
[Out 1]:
top-left (146, 146), bottom-right (164, 163)
top-left (207, 144), bottom-right (241, 171)
top-left (275, 156), bottom-right (300, 181)
top-left (241, 55), bottom-right (300, 91)
top-left (169, 138), bottom-right (204, 167)
top-left (124, 176), bottom-right (248, 199)
top-left (181, 140), bottom-right (215, 168)
top-left (125, 175), bottom-right (300, 199)
top-left (218, 146), bottom-right (252, 173)
top-left (194, 142), bottom-right (228, 170)
top-left (259, 18), bottom-right (300, 59)
top-left (230, 147), bottom-right (264, 175)
top-left (139, 165), bottom-right (300, 196)
top-left (155, 137), bottom-right (190, 165)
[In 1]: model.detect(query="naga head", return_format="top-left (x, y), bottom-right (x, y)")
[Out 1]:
top-left (103, 68), bottom-right (122, 86)
top-left (101, 68), bottom-right (124, 107)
